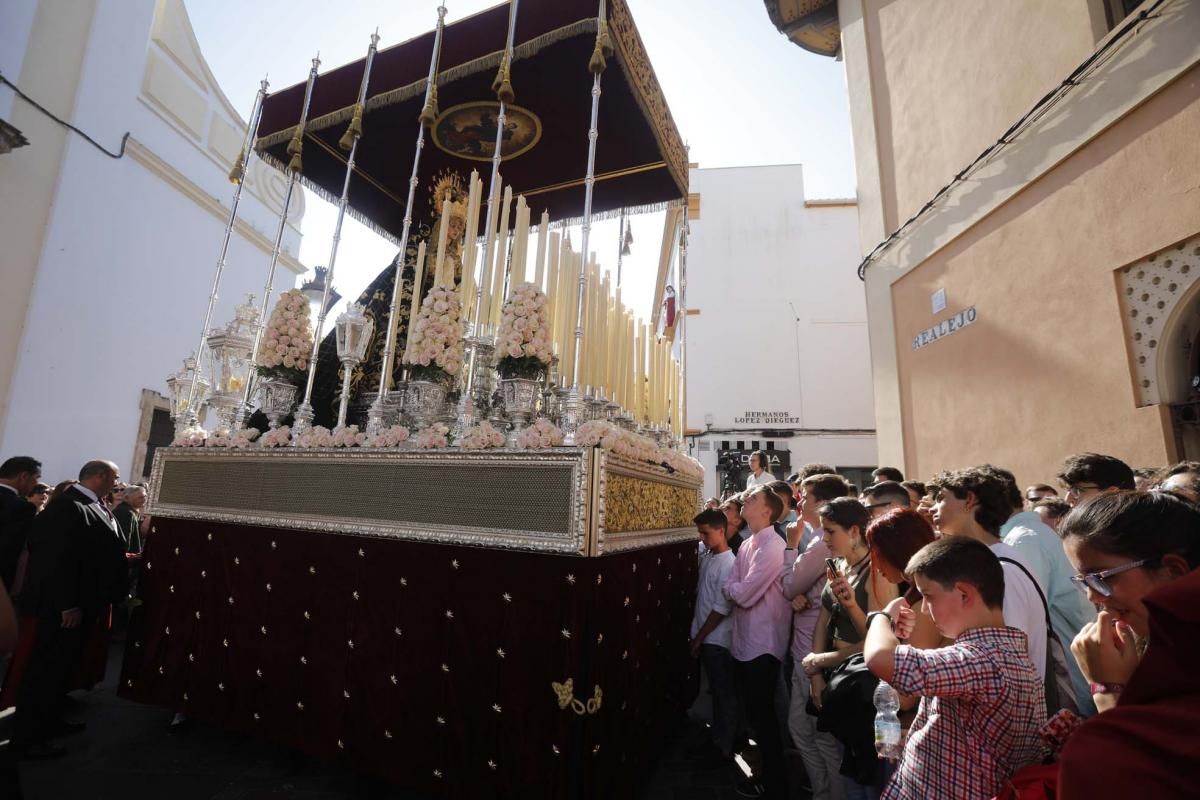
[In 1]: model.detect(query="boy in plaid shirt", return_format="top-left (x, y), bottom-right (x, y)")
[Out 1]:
top-left (864, 537), bottom-right (1046, 800)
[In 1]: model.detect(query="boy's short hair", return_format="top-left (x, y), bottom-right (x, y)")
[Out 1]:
top-left (862, 480), bottom-right (911, 508)
top-left (873, 466), bottom-right (905, 483)
top-left (693, 508), bottom-right (728, 529)
top-left (720, 494), bottom-right (744, 512)
top-left (797, 462), bottom-right (837, 480)
top-left (929, 467), bottom-right (1013, 537)
top-left (901, 480), bottom-right (927, 499)
top-left (801, 473), bottom-right (850, 504)
top-left (1024, 483), bottom-right (1057, 501)
top-left (906, 536), bottom-right (1005, 609)
top-left (1056, 453), bottom-right (1135, 491)
top-left (767, 479), bottom-right (796, 508)
top-left (746, 484), bottom-right (784, 521)
top-left (980, 464), bottom-right (1023, 511)
top-left (1032, 497), bottom-right (1071, 520)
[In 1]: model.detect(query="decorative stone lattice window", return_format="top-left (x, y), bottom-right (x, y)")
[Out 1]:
top-left (1118, 234), bottom-right (1200, 407)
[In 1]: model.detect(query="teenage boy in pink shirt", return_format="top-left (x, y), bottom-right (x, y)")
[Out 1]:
top-left (723, 485), bottom-right (791, 799)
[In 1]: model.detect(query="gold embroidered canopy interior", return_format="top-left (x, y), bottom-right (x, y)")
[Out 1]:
top-left (255, 0), bottom-right (688, 242)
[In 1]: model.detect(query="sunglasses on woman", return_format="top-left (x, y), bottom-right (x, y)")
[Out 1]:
top-left (1070, 558), bottom-right (1156, 597)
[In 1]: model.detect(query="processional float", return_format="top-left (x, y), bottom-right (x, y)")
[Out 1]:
top-left (133, 2), bottom-right (699, 797)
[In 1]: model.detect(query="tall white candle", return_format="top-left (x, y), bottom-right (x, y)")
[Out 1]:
top-left (403, 240), bottom-right (427, 362)
top-left (534, 210), bottom-right (550, 290)
top-left (460, 171), bottom-right (481, 312)
top-left (433, 198), bottom-right (451, 287)
top-left (478, 180), bottom-right (502, 327)
top-left (489, 185), bottom-right (513, 329)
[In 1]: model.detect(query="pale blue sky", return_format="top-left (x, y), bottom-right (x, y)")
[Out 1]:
top-left (186, 0), bottom-right (857, 320)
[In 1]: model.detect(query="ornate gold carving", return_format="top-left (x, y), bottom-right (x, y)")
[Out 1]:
top-left (603, 473), bottom-right (697, 534)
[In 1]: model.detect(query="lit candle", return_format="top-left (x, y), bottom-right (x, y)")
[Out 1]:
top-left (489, 185), bottom-right (513, 329)
top-left (534, 210), bottom-right (550, 290)
top-left (460, 171), bottom-right (481, 312)
top-left (434, 198), bottom-right (451, 287)
top-left (478, 180), bottom-right (501, 328)
top-left (404, 240), bottom-right (427, 361)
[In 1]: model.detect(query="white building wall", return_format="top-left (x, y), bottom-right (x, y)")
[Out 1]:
top-left (684, 165), bottom-right (876, 498)
top-left (0, 0), bottom-right (308, 484)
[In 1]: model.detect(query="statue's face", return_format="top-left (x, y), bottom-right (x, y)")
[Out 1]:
top-left (447, 215), bottom-right (466, 242)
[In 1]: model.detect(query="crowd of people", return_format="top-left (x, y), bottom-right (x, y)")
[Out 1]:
top-left (0, 456), bottom-right (146, 797)
top-left (690, 451), bottom-right (1200, 799)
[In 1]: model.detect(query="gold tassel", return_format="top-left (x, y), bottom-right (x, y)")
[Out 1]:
top-left (338, 104), bottom-right (363, 151)
top-left (588, 39), bottom-right (608, 74)
top-left (286, 128), bottom-right (304, 173)
top-left (227, 148), bottom-right (245, 184)
top-left (492, 56), bottom-right (515, 104)
top-left (598, 19), bottom-right (614, 57)
top-left (418, 84), bottom-right (439, 127)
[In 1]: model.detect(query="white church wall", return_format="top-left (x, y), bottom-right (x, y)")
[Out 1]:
top-left (684, 164), bottom-right (876, 497)
top-left (0, 0), bottom-right (309, 482)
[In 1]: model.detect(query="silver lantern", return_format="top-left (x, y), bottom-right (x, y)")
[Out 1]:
top-left (205, 295), bottom-right (259, 433)
top-left (334, 303), bottom-right (374, 429)
top-left (165, 354), bottom-right (210, 434)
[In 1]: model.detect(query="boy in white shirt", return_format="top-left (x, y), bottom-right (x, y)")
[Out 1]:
top-left (690, 509), bottom-right (739, 760)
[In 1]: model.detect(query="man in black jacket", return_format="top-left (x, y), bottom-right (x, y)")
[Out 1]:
top-left (0, 456), bottom-right (41, 591)
top-left (12, 460), bottom-right (126, 758)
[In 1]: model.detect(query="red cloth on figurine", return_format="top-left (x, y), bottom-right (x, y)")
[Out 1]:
top-left (1058, 568), bottom-right (1200, 798)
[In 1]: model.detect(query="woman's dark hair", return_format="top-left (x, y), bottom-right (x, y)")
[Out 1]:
top-left (901, 480), bottom-right (927, 499)
top-left (750, 450), bottom-right (768, 472)
top-left (866, 509), bottom-right (936, 578)
top-left (1059, 490), bottom-right (1200, 568)
top-left (768, 480), bottom-right (797, 509)
top-left (929, 467), bottom-right (1013, 536)
top-left (817, 496), bottom-right (870, 536)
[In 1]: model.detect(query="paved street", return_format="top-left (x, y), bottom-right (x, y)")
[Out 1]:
top-left (4, 639), bottom-right (794, 800)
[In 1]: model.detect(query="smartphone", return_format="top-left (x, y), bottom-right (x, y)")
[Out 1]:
top-left (825, 557), bottom-right (838, 576)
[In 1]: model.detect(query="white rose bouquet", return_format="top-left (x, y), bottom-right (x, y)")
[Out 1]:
top-left (458, 421), bottom-right (506, 449)
top-left (255, 288), bottom-right (314, 384)
top-left (365, 425), bottom-right (410, 448)
top-left (331, 424), bottom-right (367, 448)
top-left (295, 424), bottom-right (334, 449)
top-left (403, 285), bottom-right (464, 387)
top-left (413, 422), bottom-right (450, 449)
top-left (514, 417), bottom-right (564, 449)
top-left (493, 282), bottom-right (553, 379)
top-left (172, 426), bottom-right (208, 447)
top-left (260, 426), bottom-right (292, 448)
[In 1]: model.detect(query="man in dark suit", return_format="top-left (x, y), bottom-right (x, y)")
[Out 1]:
top-left (12, 460), bottom-right (127, 758)
top-left (0, 456), bottom-right (41, 592)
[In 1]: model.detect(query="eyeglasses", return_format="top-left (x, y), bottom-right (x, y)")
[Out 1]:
top-left (1070, 558), bottom-right (1155, 597)
top-left (1064, 483), bottom-right (1101, 497)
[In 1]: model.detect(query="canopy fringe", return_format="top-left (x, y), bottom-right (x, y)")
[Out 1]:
top-left (257, 150), bottom-right (403, 247)
top-left (257, 19), bottom-right (598, 150)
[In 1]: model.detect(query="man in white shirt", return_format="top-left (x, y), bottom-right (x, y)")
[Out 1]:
top-left (744, 450), bottom-right (774, 490)
top-left (930, 467), bottom-right (1048, 689)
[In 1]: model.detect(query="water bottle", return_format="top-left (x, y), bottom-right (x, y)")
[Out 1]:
top-left (873, 681), bottom-right (902, 759)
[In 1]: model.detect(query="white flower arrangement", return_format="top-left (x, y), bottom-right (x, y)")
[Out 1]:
top-left (458, 421), bottom-right (506, 449)
top-left (574, 420), bottom-right (703, 478)
top-left (514, 418), bottom-right (564, 449)
top-left (205, 428), bottom-right (261, 449)
top-left (365, 425), bottom-right (411, 448)
top-left (295, 425), bottom-right (334, 449)
top-left (256, 288), bottom-right (314, 381)
top-left (172, 426), bottom-right (208, 447)
top-left (331, 425), bottom-right (367, 448)
top-left (413, 422), bottom-right (450, 449)
top-left (403, 285), bottom-right (465, 381)
top-left (260, 426), bottom-right (292, 448)
top-left (493, 282), bottom-right (553, 378)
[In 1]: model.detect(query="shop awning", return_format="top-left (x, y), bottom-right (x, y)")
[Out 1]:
top-left (255, 0), bottom-right (687, 242)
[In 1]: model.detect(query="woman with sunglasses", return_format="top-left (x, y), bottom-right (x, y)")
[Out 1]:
top-left (1060, 490), bottom-right (1200, 713)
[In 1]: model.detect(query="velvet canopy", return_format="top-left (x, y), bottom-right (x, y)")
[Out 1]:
top-left (255, 0), bottom-right (688, 242)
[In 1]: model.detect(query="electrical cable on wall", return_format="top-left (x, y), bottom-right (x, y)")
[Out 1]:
top-left (856, 0), bottom-right (1167, 281)
top-left (0, 72), bottom-right (130, 159)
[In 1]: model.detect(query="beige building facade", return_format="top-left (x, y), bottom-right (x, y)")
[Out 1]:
top-left (769, 0), bottom-right (1200, 484)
